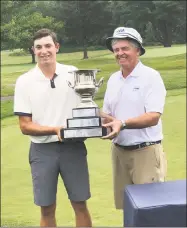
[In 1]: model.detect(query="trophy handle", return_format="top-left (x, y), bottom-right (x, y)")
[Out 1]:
top-left (95, 77), bottom-right (104, 88)
top-left (67, 80), bottom-right (75, 88)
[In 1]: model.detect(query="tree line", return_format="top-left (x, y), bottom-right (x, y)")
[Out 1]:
top-left (1, 1), bottom-right (186, 62)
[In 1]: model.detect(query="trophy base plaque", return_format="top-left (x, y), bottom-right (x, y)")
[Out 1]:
top-left (67, 116), bottom-right (101, 128)
top-left (72, 107), bottom-right (99, 118)
top-left (61, 107), bottom-right (108, 141)
top-left (61, 126), bottom-right (107, 140)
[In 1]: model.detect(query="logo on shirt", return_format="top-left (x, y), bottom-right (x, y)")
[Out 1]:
top-left (133, 87), bottom-right (140, 91)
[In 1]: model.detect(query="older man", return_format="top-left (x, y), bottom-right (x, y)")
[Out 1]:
top-left (101, 27), bottom-right (167, 209)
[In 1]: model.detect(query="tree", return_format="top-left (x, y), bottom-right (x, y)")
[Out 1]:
top-left (48, 1), bottom-right (112, 59)
top-left (123, 1), bottom-right (186, 47)
top-left (1, 1), bottom-right (34, 24)
top-left (1, 1), bottom-right (34, 49)
top-left (1, 0), bottom-right (185, 56)
top-left (2, 12), bottom-right (63, 63)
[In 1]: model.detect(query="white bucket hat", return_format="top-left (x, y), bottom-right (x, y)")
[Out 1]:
top-left (106, 27), bottom-right (145, 56)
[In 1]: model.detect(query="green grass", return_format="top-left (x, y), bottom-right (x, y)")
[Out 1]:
top-left (1, 44), bottom-right (186, 226)
top-left (1, 100), bottom-right (14, 119)
top-left (1, 44), bottom-right (186, 97)
top-left (1, 93), bottom-right (186, 226)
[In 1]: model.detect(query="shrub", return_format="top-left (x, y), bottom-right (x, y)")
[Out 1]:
top-left (9, 50), bottom-right (29, 56)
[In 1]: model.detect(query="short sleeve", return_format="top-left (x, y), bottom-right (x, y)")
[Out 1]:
top-left (102, 84), bottom-right (112, 115)
top-left (14, 77), bottom-right (32, 116)
top-left (144, 72), bottom-right (166, 114)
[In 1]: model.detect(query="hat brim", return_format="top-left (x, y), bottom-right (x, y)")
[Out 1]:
top-left (106, 37), bottom-right (145, 56)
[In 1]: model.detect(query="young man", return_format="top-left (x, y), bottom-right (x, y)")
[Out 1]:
top-left (101, 27), bottom-right (167, 209)
top-left (14, 28), bottom-right (92, 227)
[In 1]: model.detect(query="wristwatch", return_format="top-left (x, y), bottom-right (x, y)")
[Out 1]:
top-left (120, 120), bottom-right (126, 130)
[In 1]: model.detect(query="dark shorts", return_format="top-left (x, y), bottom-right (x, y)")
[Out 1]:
top-left (29, 141), bottom-right (91, 206)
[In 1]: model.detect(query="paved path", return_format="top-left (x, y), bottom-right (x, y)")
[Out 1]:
top-left (1, 96), bottom-right (14, 101)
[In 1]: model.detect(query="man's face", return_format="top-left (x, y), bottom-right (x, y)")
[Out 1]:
top-left (112, 39), bottom-right (140, 68)
top-left (33, 36), bottom-right (59, 66)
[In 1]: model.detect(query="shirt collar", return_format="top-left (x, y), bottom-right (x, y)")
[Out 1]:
top-left (120, 60), bottom-right (143, 78)
top-left (34, 62), bottom-right (61, 79)
top-left (55, 62), bottom-right (63, 76)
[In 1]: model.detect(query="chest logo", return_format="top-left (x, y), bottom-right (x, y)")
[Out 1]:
top-left (133, 87), bottom-right (140, 91)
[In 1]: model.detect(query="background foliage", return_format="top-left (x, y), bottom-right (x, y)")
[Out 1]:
top-left (1, 1), bottom-right (186, 61)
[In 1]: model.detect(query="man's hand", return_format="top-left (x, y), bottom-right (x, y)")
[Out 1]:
top-left (99, 111), bottom-right (115, 124)
top-left (54, 126), bottom-right (64, 142)
top-left (102, 119), bottom-right (123, 140)
top-left (101, 116), bottom-right (113, 124)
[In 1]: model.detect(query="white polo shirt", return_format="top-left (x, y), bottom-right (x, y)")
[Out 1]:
top-left (102, 61), bottom-right (166, 146)
top-left (14, 62), bottom-right (81, 143)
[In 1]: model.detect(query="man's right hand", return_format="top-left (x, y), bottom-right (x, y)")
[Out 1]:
top-left (54, 126), bottom-right (64, 142)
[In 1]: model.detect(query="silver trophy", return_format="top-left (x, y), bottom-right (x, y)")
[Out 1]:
top-left (61, 69), bottom-right (108, 140)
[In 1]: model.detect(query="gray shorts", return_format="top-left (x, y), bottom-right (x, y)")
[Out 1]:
top-left (29, 141), bottom-right (91, 206)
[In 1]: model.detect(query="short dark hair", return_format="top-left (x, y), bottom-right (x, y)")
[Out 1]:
top-left (33, 28), bottom-right (58, 44)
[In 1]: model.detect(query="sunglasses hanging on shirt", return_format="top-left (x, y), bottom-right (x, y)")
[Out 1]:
top-left (50, 73), bottom-right (58, 88)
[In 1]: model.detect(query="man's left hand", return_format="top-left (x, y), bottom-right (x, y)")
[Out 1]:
top-left (102, 119), bottom-right (122, 140)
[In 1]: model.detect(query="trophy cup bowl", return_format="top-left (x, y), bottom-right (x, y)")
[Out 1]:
top-left (67, 69), bottom-right (103, 108)
top-left (61, 69), bottom-right (108, 140)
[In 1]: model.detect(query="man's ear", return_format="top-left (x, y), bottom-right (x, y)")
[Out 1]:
top-left (137, 48), bottom-right (141, 56)
top-left (55, 42), bottom-right (60, 53)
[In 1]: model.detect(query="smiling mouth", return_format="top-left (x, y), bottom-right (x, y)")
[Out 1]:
top-left (118, 55), bottom-right (127, 59)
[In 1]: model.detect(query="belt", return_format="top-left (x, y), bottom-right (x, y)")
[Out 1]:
top-left (114, 140), bottom-right (161, 150)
